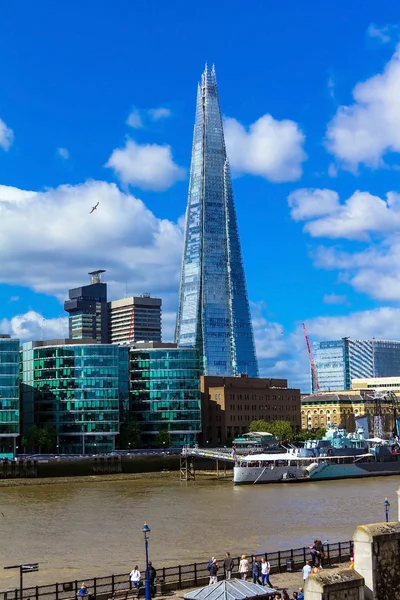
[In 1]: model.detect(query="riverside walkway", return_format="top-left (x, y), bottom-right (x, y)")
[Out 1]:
top-left (1, 541), bottom-right (353, 600)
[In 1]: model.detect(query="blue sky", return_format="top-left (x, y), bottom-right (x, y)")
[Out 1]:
top-left (2, 0), bottom-right (400, 389)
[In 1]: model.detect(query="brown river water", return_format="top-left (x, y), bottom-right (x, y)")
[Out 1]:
top-left (0, 475), bottom-right (399, 590)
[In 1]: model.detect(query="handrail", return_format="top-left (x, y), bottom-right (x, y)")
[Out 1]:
top-left (1, 540), bottom-right (353, 600)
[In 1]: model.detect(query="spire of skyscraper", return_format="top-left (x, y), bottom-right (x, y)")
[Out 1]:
top-left (175, 65), bottom-right (259, 377)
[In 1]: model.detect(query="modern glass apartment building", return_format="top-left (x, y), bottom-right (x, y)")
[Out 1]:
top-left (130, 343), bottom-right (201, 446)
top-left (21, 340), bottom-right (126, 454)
top-left (175, 65), bottom-right (258, 377)
top-left (313, 338), bottom-right (400, 392)
top-left (0, 335), bottom-right (20, 457)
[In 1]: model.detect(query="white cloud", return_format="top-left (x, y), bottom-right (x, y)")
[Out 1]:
top-left (0, 311), bottom-right (68, 341)
top-left (326, 44), bottom-right (400, 170)
top-left (323, 293), bottom-right (348, 305)
top-left (8, 296), bottom-right (19, 303)
top-left (0, 180), bottom-right (183, 300)
top-left (224, 114), bottom-right (306, 182)
top-left (57, 147), bottom-right (70, 160)
top-left (306, 307), bottom-right (400, 341)
top-left (148, 107), bottom-right (171, 121)
top-left (106, 139), bottom-right (185, 191)
top-left (288, 188), bottom-right (340, 221)
top-left (0, 118), bottom-right (14, 151)
top-left (367, 23), bottom-right (397, 44)
top-left (126, 109), bottom-right (143, 129)
top-left (289, 188), bottom-right (400, 241)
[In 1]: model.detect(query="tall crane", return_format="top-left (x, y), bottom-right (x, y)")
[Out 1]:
top-left (302, 322), bottom-right (320, 393)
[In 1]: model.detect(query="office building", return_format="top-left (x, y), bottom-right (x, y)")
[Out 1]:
top-left (64, 270), bottom-right (108, 343)
top-left (0, 335), bottom-right (20, 457)
top-left (201, 374), bottom-right (301, 446)
top-left (21, 339), bottom-right (127, 454)
top-left (175, 65), bottom-right (258, 378)
top-left (129, 342), bottom-right (201, 446)
top-left (108, 295), bottom-right (162, 345)
top-left (352, 377), bottom-right (400, 392)
top-left (313, 338), bottom-right (400, 392)
top-left (301, 390), bottom-right (397, 435)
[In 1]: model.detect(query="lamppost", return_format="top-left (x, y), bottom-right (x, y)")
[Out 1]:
top-left (141, 523), bottom-right (151, 600)
top-left (4, 563), bottom-right (39, 600)
top-left (384, 497), bottom-right (390, 523)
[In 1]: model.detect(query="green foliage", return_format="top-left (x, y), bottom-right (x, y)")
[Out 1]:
top-left (249, 420), bottom-right (272, 433)
top-left (25, 425), bottom-right (56, 452)
top-left (117, 419), bottom-right (142, 449)
top-left (155, 428), bottom-right (171, 448)
top-left (248, 419), bottom-right (293, 443)
top-left (314, 427), bottom-right (326, 440)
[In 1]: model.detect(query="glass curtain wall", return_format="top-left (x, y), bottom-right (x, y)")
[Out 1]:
top-left (130, 347), bottom-right (201, 446)
top-left (0, 337), bottom-right (20, 456)
top-left (21, 343), bottom-right (120, 454)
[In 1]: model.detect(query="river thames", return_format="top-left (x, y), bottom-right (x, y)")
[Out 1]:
top-left (0, 475), bottom-right (398, 589)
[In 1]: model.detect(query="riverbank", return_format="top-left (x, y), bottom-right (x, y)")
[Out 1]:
top-left (0, 470), bottom-right (229, 488)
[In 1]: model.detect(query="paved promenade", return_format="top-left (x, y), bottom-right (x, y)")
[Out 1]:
top-left (153, 566), bottom-right (345, 599)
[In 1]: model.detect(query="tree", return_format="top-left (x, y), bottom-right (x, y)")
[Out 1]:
top-left (268, 420), bottom-right (294, 443)
top-left (117, 420), bottom-right (142, 450)
top-left (249, 420), bottom-right (271, 433)
top-left (25, 425), bottom-right (56, 453)
top-left (21, 436), bottom-right (28, 454)
top-left (155, 429), bottom-right (171, 449)
top-left (314, 427), bottom-right (326, 440)
top-left (249, 420), bottom-right (294, 443)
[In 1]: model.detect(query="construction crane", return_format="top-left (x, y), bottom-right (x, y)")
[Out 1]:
top-left (302, 322), bottom-right (320, 393)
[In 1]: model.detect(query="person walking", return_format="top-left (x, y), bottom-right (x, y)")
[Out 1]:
top-left (239, 555), bottom-right (250, 581)
top-left (223, 552), bottom-right (234, 580)
top-left (297, 588), bottom-right (304, 600)
top-left (148, 562), bottom-right (157, 596)
top-left (209, 559), bottom-right (219, 584)
top-left (260, 557), bottom-right (272, 587)
top-left (252, 556), bottom-right (261, 585)
top-left (129, 566), bottom-right (141, 589)
top-left (302, 560), bottom-right (312, 582)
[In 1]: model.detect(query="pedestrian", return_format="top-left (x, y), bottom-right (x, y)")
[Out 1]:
top-left (297, 587), bottom-right (304, 600)
top-left (260, 557), bottom-right (272, 587)
top-left (281, 591), bottom-right (290, 600)
top-left (209, 558), bottom-right (219, 584)
top-left (274, 594), bottom-right (281, 600)
top-left (239, 555), bottom-right (250, 581)
top-left (252, 556), bottom-right (261, 585)
top-left (223, 552), bottom-right (234, 580)
top-left (129, 566), bottom-right (141, 589)
top-left (148, 562), bottom-right (157, 596)
top-left (207, 557), bottom-right (216, 573)
top-left (292, 593), bottom-right (298, 600)
top-left (77, 584), bottom-right (88, 598)
top-left (302, 560), bottom-right (312, 581)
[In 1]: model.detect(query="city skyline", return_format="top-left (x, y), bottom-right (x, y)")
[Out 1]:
top-left (1, 1), bottom-right (400, 390)
top-left (175, 65), bottom-right (258, 377)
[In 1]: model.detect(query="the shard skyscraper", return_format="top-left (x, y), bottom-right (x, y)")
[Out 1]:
top-left (175, 65), bottom-right (259, 377)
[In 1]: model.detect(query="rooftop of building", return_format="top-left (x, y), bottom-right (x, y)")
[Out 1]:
top-left (201, 374), bottom-right (292, 389)
top-left (22, 338), bottom-right (103, 349)
top-left (130, 341), bottom-right (178, 349)
top-left (108, 295), bottom-right (162, 308)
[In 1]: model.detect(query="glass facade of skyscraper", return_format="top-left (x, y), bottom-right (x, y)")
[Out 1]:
top-left (0, 336), bottom-right (20, 457)
top-left (21, 341), bottom-right (125, 454)
top-left (175, 65), bottom-right (258, 377)
top-left (313, 338), bottom-right (400, 392)
top-left (130, 344), bottom-right (201, 446)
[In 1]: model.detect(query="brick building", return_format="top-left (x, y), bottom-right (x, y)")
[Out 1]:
top-left (200, 374), bottom-right (301, 446)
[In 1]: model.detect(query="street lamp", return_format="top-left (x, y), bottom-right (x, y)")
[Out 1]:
top-left (384, 497), bottom-right (390, 523)
top-left (141, 523), bottom-right (151, 600)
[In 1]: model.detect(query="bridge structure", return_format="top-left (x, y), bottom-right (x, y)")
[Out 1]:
top-left (180, 447), bottom-right (236, 481)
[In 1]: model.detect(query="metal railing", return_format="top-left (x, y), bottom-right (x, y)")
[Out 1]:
top-left (1, 540), bottom-right (353, 600)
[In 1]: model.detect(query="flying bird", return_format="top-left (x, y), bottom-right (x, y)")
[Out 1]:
top-left (89, 202), bottom-right (99, 214)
